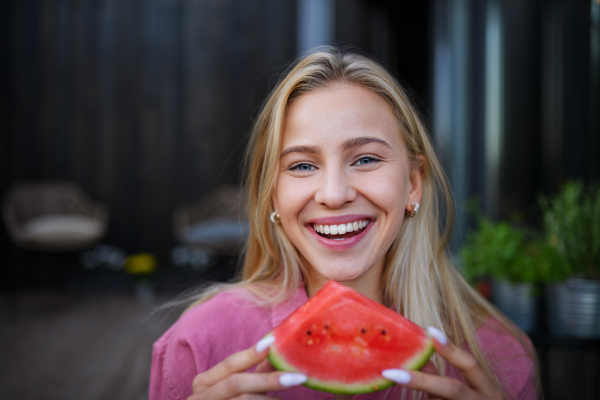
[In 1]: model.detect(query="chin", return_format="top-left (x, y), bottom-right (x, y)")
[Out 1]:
top-left (313, 264), bottom-right (368, 283)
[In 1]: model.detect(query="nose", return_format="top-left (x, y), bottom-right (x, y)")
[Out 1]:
top-left (314, 166), bottom-right (357, 209)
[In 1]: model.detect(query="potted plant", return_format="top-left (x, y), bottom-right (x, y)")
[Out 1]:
top-left (460, 205), bottom-right (552, 333)
top-left (538, 181), bottom-right (600, 338)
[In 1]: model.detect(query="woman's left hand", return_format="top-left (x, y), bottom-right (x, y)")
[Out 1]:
top-left (381, 327), bottom-right (503, 400)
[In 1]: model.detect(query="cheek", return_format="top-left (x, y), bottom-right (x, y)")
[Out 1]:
top-left (275, 176), bottom-right (315, 224)
top-left (357, 170), bottom-right (409, 214)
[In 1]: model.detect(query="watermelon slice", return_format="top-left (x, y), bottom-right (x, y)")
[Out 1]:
top-left (267, 281), bottom-right (434, 394)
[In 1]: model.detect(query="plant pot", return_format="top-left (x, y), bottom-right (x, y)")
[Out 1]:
top-left (546, 278), bottom-right (600, 338)
top-left (492, 280), bottom-right (539, 333)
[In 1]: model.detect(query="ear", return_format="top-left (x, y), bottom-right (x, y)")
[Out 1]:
top-left (406, 155), bottom-right (426, 212)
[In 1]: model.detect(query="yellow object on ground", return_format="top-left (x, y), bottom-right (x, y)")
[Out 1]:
top-left (125, 253), bottom-right (157, 275)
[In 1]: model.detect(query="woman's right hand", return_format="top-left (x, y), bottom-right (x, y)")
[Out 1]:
top-left (187, 336), bottom-right (308, 400)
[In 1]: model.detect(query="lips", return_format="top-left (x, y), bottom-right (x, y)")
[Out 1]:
top-left (306, 215), bottom-right (374, 251)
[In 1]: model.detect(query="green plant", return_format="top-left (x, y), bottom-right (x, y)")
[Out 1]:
top-left (538, 181), bottom-right (600, 280)
top-left (460, 201), bottom-right (555, 284)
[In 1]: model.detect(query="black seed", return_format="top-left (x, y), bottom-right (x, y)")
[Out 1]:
top-left (307, 331), bottom-right (311, 335)
top-left (324, 325), bottom-right (329, 330)
top-left (382, 330), bottom-right (387, 335)
top-left (361, 328), bottom-right (366, 334)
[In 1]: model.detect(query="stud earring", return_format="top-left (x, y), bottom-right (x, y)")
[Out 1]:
top-left (405, 202), bottom-right (419, 218)
top-left (270, 210), bottom-right (280, 224)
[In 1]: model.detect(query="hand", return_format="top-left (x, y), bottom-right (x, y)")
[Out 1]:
top-left (381, 327), bottom-right (503, 400)
top-left (188, 336), bottom-right (307, 400)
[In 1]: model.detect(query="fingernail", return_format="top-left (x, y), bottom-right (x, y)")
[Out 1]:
top-left (255, 336), bottom-right (275, 353)
top-left (427, 326), bottom-right (447, 345)
top-left (382, 369), bottom-right (411, 384)
top-left (279, 373), bottom-right (308, 387)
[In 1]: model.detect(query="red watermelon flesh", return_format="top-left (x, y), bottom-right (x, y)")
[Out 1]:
top-left (267, 280), bottom-right (434, 394)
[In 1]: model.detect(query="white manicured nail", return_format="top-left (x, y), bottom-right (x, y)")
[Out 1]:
top-left (255, 336), bottom-right (275, 353)
top-left (427, 326), bottom-right (447, 345)
top-left (382, 369), bottom-right (411, 384)
top-left (279, 373), bottom-right (308, 387)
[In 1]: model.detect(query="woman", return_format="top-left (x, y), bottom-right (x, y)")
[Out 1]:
top-left (150, 47), bottom-right (538, 400)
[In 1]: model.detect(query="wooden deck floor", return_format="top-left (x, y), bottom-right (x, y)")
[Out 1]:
top-left (1, 291), bottom-right (598, 400)
top-left (0, 292), bottom-right (179, 400)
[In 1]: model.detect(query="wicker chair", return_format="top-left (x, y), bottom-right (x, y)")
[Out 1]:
top-left (173, 186), bottom-right (249, 254)
top-left (2, 181), bottom-right (109, 252)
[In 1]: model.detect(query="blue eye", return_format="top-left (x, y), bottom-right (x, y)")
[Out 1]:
top-left (354, 156), bottom-right (379, 166)
top-left (290, 163), bottom-right (316, 171)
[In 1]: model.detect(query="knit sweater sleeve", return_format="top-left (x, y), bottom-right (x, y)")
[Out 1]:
top-left (476, 319), bottom-right (537, 400)
top-left (148, 289), bottom-right (272, 400)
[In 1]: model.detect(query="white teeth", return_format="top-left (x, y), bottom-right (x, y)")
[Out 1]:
top-left (313, 220), bottom-right (369, 236)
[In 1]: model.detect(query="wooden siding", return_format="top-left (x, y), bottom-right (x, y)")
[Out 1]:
top-left (0, 0), bottom-right (297, 256)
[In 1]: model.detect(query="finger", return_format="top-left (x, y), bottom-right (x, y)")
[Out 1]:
top-left (382, 369), bottom-right (478, 400)
top-left (253, 359), bottom-right (276, 395)
top-left (420, 360), bottom-right (439, 376)
top-left (190, 394), bottom-right (280, 400)
top-left (193, 336), bottom-right (275, 392)
top-left (427, 327), bottom-right (497, 396)
top-left (255, 358), bottom-right (276, 373)
top-left (200, 371), bottom-right (306, 400)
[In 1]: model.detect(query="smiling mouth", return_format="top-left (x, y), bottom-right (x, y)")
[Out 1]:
top-left (312, 220), bottom-right (370, 240)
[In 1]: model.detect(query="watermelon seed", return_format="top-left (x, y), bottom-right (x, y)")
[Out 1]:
top-left (382, 330), bottom-right (386, 335)
top-left (361, 328), bottom-right (366, 334)
top-left (324, 325), bottom-right (329, 330)
top-left (307, 330), bottom-right (311, 335)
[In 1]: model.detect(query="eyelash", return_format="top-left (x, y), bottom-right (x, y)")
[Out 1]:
top-left (289, 163), bottom-right (316, 171)
top-left (288, 156), bottom-right (382, 171)
top-left (353, 155), bottom-right (381, 166)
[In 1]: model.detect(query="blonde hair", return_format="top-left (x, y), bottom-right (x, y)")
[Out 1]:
top-left (186, 47), bottom-right (538, 399)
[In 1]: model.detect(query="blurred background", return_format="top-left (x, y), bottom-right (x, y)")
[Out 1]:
top-left (0, 0), bottom-right (599, 399)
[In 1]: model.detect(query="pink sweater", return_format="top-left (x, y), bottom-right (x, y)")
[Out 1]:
top-left (149, 286), bottom-right (536, 400)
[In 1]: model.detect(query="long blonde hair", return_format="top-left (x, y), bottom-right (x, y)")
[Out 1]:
top-left (186, 47), bottom-right (538, 399)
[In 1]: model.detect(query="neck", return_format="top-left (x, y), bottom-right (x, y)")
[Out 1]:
top-left (303, 258), bottom-right (385, 304)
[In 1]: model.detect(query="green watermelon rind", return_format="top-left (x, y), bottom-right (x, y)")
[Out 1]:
top-left (267, 334), bottom-right (435, 394)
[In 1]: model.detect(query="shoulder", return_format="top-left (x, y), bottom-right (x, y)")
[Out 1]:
top-left (174, 287), bottom-right (273, 343)
top-left (476, 318), bottom-right (536, 400)
top-left (149, 287), bottom-right (273, 400)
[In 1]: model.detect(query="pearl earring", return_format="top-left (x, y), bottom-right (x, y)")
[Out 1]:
top-left (270, 210), bottom-right (280, 223)
top-left (405, 202), bottom-right (419, 218)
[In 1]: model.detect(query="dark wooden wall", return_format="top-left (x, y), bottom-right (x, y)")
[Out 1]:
top-left (1, 0), bottom-right (297, 256)
top-left (0, 0), bottom-right (432, 260)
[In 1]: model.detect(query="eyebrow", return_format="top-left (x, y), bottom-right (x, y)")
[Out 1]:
top-left (342, 136), bottom-right (392, 150)
top-left (280, 145), bottom-right (321, 158)
top-left (279, 136), bottom-right (392, 158)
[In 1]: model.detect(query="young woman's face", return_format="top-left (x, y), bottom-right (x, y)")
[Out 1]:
top-left (273, 84), bottom-right (423, 293)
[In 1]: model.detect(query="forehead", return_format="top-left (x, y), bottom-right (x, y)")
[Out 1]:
top-left (282, 84), bottom-right (403, 150)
